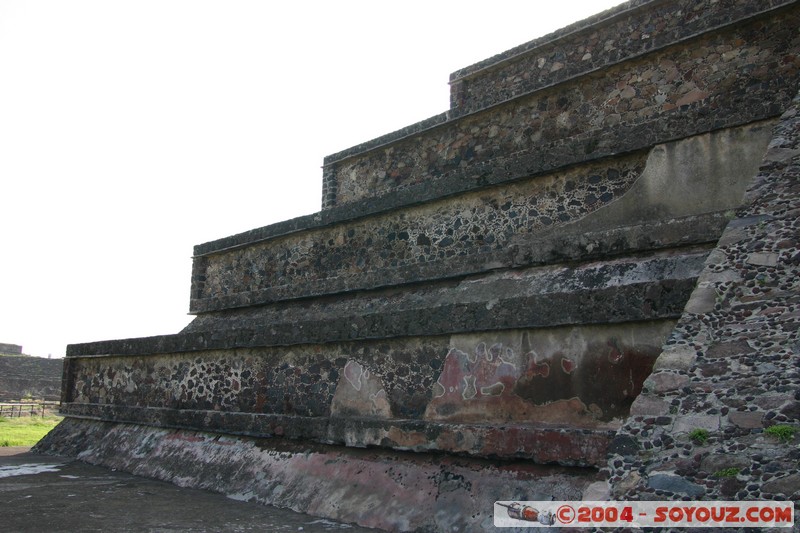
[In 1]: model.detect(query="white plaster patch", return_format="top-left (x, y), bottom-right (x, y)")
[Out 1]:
top-left (0, 463), bottom-right (64, 478)
top-left (480, 383), bottom-right (505, 396)
top-left (462, 375), bottom-right (477, 400)
top-left (331, 360), bottom-right (393, 418)
top-left (343, 360), bottom-right (363, 391)
top-left (497, 350), bottom-right (518, 369)
top-left (369, 389), bottom-right (391, 415)
top-left (227, 491), bottom-right (256, 502)
top-left (305, 518), bottom-right (354, 529)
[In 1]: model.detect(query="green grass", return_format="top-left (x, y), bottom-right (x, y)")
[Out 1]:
top-left (713, 467), bottom-right (740, 478)
top-left (0, 415), bottom-right (62, 447)
top-left (764, 424), bottom-right (796, 443)
top-left (689, 428), bottom-right (709, 444)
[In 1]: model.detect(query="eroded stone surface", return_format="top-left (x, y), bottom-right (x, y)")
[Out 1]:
top-left (34, 418), bottom-right (603, 532)
top-left (193, 123), bottom-right (771, 313)
top-left (61, 321), bottom-right (676, 463)
top-left (606, 89), bottom-right (800, 524)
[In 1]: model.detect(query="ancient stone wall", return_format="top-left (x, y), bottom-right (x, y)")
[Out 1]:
top-left (322, 0), bottom-right (799, 210)
top-left (37, 1), bottom-right (800, 530)
top-left (0, 342), bottom-right (23, 355)
top-left (0, 355), bottom-right (62, 401)
top-left (448, 0), bottom-right (796, 114)
top-left (606, 87), bottom-right (800, 508)
top-left (191, 124), bottom-right (773, 314)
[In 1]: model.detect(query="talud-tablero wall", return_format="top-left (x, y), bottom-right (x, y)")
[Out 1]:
top-left (37, 1), bottom-right (800, 530)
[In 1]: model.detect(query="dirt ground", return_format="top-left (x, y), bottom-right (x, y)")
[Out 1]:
top-left (0, 447), bottom-right (376, 532)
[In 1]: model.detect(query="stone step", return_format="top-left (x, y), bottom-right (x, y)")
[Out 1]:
top-left (192, 121), bottom-right (772, 314)
top-left (59, 404), bottom-right (615, 466)
top-left (71, 248), bottom-right (705, 357)
top-left (36, 417), bottom-right (607, 531)
top-left (321, 2), bottom-right (798, 210)
top-left (62, 316), bottom-right (676, 465)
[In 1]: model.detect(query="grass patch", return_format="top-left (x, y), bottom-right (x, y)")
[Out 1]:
top-left (764, 424), bottom-right (796, 443)
top-left (713, 467), bottom-right (740, 478)
top-left (689, 428), bottom-right (709, 445)
top-left (0, 415), bottom-right (62, 447)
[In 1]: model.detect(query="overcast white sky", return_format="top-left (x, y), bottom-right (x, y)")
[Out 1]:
top-left (0, 0), bottom-right (623, 358)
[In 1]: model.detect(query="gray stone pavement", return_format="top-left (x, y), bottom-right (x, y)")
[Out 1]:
top-left (0, 447), bottom-right (377, 532)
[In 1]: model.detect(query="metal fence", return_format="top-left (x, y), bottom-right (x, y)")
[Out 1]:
top-left (0, 402), bottom-right (60, 418)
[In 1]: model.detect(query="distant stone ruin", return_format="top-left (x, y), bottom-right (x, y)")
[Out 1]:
top-left (0, 343), bottom-right (23, 355)
top-left (36, 1), bottom-right (800, 530)
top-left (0, 355), bottom-right (62, 402)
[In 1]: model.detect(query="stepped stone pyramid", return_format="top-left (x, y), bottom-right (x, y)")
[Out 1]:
top-left (38, 0), bottom-right (800, 530)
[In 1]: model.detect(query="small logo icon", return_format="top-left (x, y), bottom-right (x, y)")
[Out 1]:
top-left (496, 502), bottom-right (556, 525)
top-left (557, 504), bottom-right (576, 524)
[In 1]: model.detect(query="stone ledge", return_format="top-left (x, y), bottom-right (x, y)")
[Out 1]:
top-left (321, 4), bottom-right (796, 209)
top-left (190, 210), bottom-right (723, 314)
top-left (34, 417), bottom-right (602, 531)
top-left (320, 0), bottom-right (795, 169)
top-left (448, 0), bottom-right (795, 114)
top-left (324, 104), bottom-right (786, 211)
top-left (202, 107), bottom-right (774, 260)
top-left (70, 250), bottom-right (707, 357)
top-left (68, 279), bottom-right (693, 358)
top-left (316, 105), bottom-right (783, 216)
top-left (58, 404), bottom-right (615, 466)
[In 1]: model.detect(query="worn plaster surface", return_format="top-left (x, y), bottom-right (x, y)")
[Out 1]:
top-left (0, 448), bottom-right (374, 532)
top-left (35, 419), bottom-right (600, 532)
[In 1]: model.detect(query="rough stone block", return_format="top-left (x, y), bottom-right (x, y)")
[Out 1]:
top-left (647, 473), bottom-right (705, 496)
top-left (700, 452), bottom-right (751, 473)
top-left (747, 252), bottom-right (779, 267)
top-left (705, 340), bottom-right (754, 359)
top-left (653, 345), bottom-right (696, 372)
top-left (582, 481), bottom-right (610, 501)
top-left (643, 372), bottom-right (690, 394)
top-left (754, 394), bottom-right (794, 410)
top-left (672, 414), bottom-right (721, 434)
top-left (611, 472), bottom-right (642, 499)
top-left (761, 473), bottom-right (800, 497)
top-left (683, 283), bottom-right (718, 314)
top-left (629, 394), bottom-right (671, 416)
top-left (763, 147), bottom-right (800, 163)
top-left (728, 410), bottom-right (764, 429)
top-left (608, 435), bottom-right (640, 457)
top-left (697, 268), bottom-right (741, 285)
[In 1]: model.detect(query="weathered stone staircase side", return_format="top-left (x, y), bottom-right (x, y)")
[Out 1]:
top-left (35, 1), bottom-right (800, 530)
top-left (57, 0), bottom-right (800, 459)
top-left (605, 88), bottom-right (800, 511)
